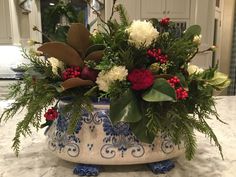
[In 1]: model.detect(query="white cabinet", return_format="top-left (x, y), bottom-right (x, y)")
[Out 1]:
top-left (141, 0), bottom-right (190, 19)
top-left (141, 0), bottom-right (165, 19)
top-left (0, 0), bottom-right (21, 45)
top-left (0, 0), bottom-right (12, 44)
top-left (166, 0), bottom-right (190, 18)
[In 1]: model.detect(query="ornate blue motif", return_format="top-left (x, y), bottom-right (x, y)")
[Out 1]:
top-left (47, 110), bottom-right (81, 157)
top-left (73, 164), bottom-right (100, 176)
top-left (147, 160), bottom-right (175, 174)
top-left (100, 117), bottom-right (145, 159)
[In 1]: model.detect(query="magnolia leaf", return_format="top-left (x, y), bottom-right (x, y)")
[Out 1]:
top-left (38, 42), bottom-right (84, 67)
top-left (110, 89), bottom-right (142, 124)
top-left (154, 74), bottom-right (173, 79)
top-left (67, 23), bottom-right (90, 57)
top-left (142, 78), bottom-right (176, 102)
top-left (61, 78), bottom-right (94, 91)
top-left (183, 25), bottom-right (201, 40)
top-left (84, 50), bottom-right (104, 61)
top-left (85, 44), bottom-right (105, 57)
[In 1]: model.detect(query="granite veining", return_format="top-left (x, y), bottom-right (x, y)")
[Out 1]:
top-left (0, 96), bottom-right (236, 177)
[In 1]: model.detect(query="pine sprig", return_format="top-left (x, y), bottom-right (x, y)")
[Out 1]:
top-left (1, 74), bottom-right (58, 156)
top-left (116, 4), bottom-right (130, 27)
top-left (62, 95), bottom-right (92, 134)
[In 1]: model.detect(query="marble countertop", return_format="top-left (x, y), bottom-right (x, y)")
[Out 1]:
top-left (0, 96), bottom-right (236, 177)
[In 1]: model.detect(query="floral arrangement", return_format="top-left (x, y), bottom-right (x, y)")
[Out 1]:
top-left (0, 4), bottom-right (230, 161)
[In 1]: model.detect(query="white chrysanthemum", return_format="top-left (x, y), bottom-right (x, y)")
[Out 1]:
top-left (188, 64), bottom-right (204, 75)
top-left (193, 34), bottom-right (202, 45)
top-left (96, 71), bottom-right (110, 92)
top-left (96, 66), bottom-right (128, 92)
top-left (107, 66), bottom-right (128, 81)
top-left (126, 20), bottom-right (159, 48)
top-left (47, 57), bottom-right (64, 76)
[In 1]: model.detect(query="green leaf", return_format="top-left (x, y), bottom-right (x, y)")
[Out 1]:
top-left (183, 25), bottom-right (201, 40)
top-left (110, 89), bottom-right (142, 124)
top-left (176, 72), bottom-right (187, 87)
top-left (26, 67), bottom-right (46, 79)
top-left (142, 78), bottom-right (176, 102)
top-left (129, 118), bottom-right (155, 144)
top-left (84, 86), bottom-right (98, 96)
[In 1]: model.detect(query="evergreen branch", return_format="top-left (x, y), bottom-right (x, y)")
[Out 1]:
top-left (116, 4), bottom-right (130, 26)
top-left (196, 110), bottom-right (224, 159)
top-left (181, 122), bottom-right (197, 160)
top-left (62, 95), bottom-right (92, 134)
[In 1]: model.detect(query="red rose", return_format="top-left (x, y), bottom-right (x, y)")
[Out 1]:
top-left (44, 108), bottom-right (59, 121)
top-left (128, 69), bottom-right (154, 90)
top-left (160, 17), bottom-right (170, 25)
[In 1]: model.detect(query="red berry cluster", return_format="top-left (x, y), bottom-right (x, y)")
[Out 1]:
top-left (168, 76), bottom-right (188, 100)
top-left (176, 87), bottom-right (188, 100)
top-left (168, 76), bottom-right (180, 88)
top-left (44, 108), bottom-right (59, 121)
top-left (147, 49), bottom-right (168, 64)
top-left (62, 67), bottom-right (81, 81)
top-left (160, 17), bottom-right (170, 26)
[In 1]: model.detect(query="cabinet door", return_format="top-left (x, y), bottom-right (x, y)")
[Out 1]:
top-left (166, 0), bottom-right (190, 19)
top-left (0, 0), bottom-right (12, 44)
top-left (105, 0), bottom-right (141, 21)
top-left (141, 0), bottom-right (166, 19)
top-left (190, 0), bottom-right (215, 69)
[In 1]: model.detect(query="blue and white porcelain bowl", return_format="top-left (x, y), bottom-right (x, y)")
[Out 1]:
top-left (46, 99), bottom-right (184, 165)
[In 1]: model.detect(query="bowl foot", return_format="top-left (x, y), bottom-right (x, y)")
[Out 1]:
top-left (73, 164), bottom-right (100, 176)
top-left (147, 160), bottom-right (175, 174)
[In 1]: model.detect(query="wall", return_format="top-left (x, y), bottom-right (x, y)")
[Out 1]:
top-left (220, 0), bottom-right (235, 75)
top-left (219, 0), bottom-right (235, 95)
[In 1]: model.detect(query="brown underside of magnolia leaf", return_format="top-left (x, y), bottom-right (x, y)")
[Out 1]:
top-left (38, 42), bottom-right (84, 67)
top-left (84, 50), bottom-right (104, 61)
top-left (67, 23), bottom-right (90, 57)
top-left (61, 78), bottom-right (94, 90)
top-left (154, 74), bottom-right (173, 79)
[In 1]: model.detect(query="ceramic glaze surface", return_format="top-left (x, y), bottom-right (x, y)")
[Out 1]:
top-left (46, 101), bottom-right (184, 165)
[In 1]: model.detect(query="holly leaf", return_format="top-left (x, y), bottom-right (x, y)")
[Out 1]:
top-left (142, 78), bottom-right (176, 102)
top-left (183, 25), bottom-right (201, 40)
top-left (110, 89), bottom-right (142, 124)
top-left (176, 72), bottom-right (187, 88)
